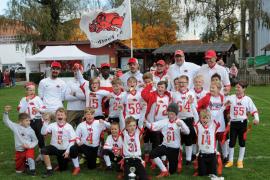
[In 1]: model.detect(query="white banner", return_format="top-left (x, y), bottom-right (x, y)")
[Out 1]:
top-left (80, 0), bottom-right (132, 48)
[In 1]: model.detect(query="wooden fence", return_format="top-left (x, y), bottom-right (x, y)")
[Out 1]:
top-left (237, 72), bottom-right (270, 85)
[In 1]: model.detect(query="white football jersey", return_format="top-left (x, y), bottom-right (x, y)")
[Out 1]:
top-left (154, 95), bottom-right (170, 121)
top-left (122, 90), bottom-right (142, 120)
top-left (172, 90), bottom-right (198, 119)
top-left (146, 118), bottom-right (189, 148)
top-left (122, 129), bottom-right (143, 158)
top-left (195, 121), bottom-right (219, 154)
top-left (227, 95), bottom-right (259, 122)
top-left (191, 88), bottom-right (208, 101)
top-left (41, 122), bottom-right (76, 150)
top-left (76, 120), bottom-right (110, 147)
top-left (87, 90), bottom-right (110, 117)
top-left (18, 96), bottom-right (46, 119)
top-left (208, 96), bottom-right (225, 132)
top-left (103, 134), bottom-right (123, 150)
top-left (109, 91), bottom-right (126, 118)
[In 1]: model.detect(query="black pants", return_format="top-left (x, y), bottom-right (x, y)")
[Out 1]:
top-left (143, 128), bottom-right (162, 150)
top-left (108, 117), bottom-right (120, 123)
top-left (150, 145), bottom-right (179, 174)
top-left (78, 144), bottom-right (99, 169)
top-left (181, 118), bottom-right (196, 146)
top-left (103, 149), bottom-right (122, 170)
top-left (198, 153), bottom-right (217, 176)
top-left (229, 120), bottom-right (247, 147)
top-left (124, 158), bottom-right (148, 180)
top-left (30, 118), bottom-right (45, 148)
top-left (41, 145), bottom-right (78, 171)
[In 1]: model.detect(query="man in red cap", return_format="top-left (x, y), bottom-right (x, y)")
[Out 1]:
top-left (167, 50), bottom-right (200, 90)
top-left (98, 63), bottom-right (113, 90)
top-left (196, 50), bottom-right (230, 92)
top-left (153, 60), bottom-right (171, 90)
top-left (64, 63), bottom-right (85, 127)
top-left (38, 61), bottom-right (67, 113)
top-left (120, 57), bottom-right (143, 89)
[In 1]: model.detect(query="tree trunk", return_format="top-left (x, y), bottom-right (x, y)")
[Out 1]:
top-left (240, 0), bottom-right (246, 61)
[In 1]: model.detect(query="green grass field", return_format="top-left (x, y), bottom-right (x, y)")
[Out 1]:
top-left (0, 85), bottom-right (270, 180)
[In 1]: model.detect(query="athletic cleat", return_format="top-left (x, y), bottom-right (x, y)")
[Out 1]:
top-left (237, 161), bottom-right (243, 168)
top-left (225, 161), bottom-right (233, 168)
top-left (150, 162), bottom-right (156, 170)
top-left (105, 166), bottom-right (113, 171)
top-left (156, 171), bottom-right (170, 178)
top-left (28, 170), bottom-right (36, 176)
top-left (72, 167), bottom-right (80, 175)
top-left (42, 169), bottom-right (53, 178)
top-left (79, 157), bottom-right (86, 165)
top-left (96, 157), bottom-right (100, 164)
top-left (185, 160), bottom-right (192, 165)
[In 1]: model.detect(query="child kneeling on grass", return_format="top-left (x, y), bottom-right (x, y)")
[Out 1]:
top-left (145, 102), bottom-right (190, 178)
top-left (76, 107), bottom-right (110, 170)
top-left (103, 122), bottom-right (123, 171)
top-left (3, 105), bottom-right (38, 176)
top-left (41, 107), bottom-right (80, 177)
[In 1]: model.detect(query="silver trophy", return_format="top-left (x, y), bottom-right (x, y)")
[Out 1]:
top-left (128, 167), bottom-right (136, 180)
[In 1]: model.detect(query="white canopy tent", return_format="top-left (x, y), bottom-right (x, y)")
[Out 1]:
top-left (25, 45), bottom-right (96, 81)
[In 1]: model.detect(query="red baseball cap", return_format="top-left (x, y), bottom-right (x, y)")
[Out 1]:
top-left (156, 60), bottom-right (166, 66)
top-left (51, 61), bottom-right (61, 68)
top-left (205, 50), bottom-right (217, 59)
top-left (128, 57), bottom-right (138, 64)
top-left (101, 63), bottom-right (110, 68)
top-left (174, 50), bottom-right (184, 56)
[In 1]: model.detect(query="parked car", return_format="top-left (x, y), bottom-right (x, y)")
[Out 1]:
top-left (15, 66), bottom-right (26, 73)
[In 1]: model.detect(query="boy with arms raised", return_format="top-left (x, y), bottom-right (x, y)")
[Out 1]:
top-left (41, 108), bottom-right (80, 177)
top-left (3, 105), bottom-right (38, 175)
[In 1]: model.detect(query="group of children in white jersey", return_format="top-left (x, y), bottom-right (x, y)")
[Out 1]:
top-left (3, 62), bottom-right (259, 179)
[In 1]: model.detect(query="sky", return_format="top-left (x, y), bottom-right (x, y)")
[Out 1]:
top-left (0, 0), bottom-right (202, 40)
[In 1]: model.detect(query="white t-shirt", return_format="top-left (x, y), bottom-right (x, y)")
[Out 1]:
top-left (38, 77), bottom-right (66, 113)
top-left (76, 120), bottom-right (110, 147)
top-left (167, 62), bottom-right (200, 90)
top-left (196, 63), bottom-right (230, 91)
top-left (98, 74), bottom-right (114, 88)
top-left (120, 71), bottom-right (143, 90)
top-left (65, 78), bottom-right (86, 111)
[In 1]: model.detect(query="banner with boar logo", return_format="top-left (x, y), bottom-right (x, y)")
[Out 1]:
top-left (80, 0), bottom-right (131, 48)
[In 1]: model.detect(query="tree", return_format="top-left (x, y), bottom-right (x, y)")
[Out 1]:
top-left (183, 0), bottom-right (240, 42)
top-left (1, 0), bottom-right (81, 44)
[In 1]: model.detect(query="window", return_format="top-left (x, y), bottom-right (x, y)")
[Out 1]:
top-left (15, 44), bottom-right (19, 52)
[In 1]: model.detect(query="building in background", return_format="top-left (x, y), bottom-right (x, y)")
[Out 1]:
top-left (0, 19), bottom-right (32, 70)
top-left (254, 0), bottom-right (270, 56)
